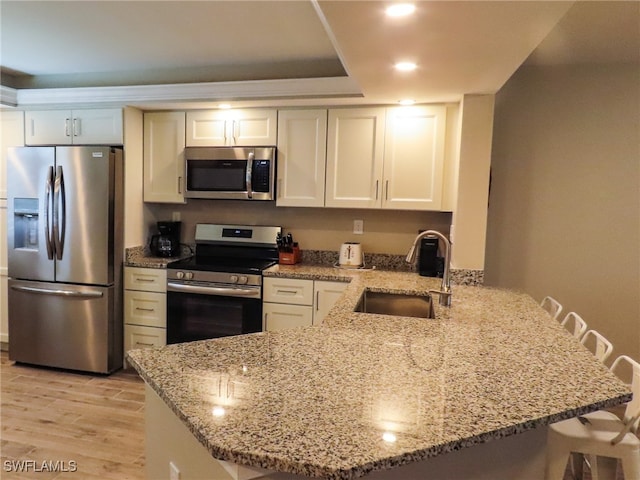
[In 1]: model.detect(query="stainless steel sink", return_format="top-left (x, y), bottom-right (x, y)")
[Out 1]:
top-left (354, 290), bottom-right (435, 319)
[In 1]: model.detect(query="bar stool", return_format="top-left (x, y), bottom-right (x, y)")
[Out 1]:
top-left (560, 312), bottom-right (588, 340)
top-left (545, 355), bottom-right (640, 480)
top-left (541, 296), bottom-right (563, 321)
top-left (581, 330), bottom-right (614, 363)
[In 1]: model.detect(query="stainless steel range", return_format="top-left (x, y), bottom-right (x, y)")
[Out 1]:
top-left (166, 223), bottom-right (281, 344)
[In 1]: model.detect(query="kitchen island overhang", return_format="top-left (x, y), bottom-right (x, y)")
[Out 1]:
top-left (127, 269), bottom-right (631, 479)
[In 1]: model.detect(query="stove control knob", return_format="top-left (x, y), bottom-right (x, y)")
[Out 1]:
top-left (185, 272), bottom-right (194, 280)
top-left (230, 275), bottom-right (239, 283)
top-left (176, 271), bottom-right (185, 279)
top-left (238, 276), bottom-right (248, 285)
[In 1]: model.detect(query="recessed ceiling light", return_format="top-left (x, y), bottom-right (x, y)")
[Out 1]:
top-left (395, 62), bottom-right (417, 72)
top-left (218, 103), bottom-right (232, 109)
top-left (386, 3), bottom-right (415, 17)
top-left (398, 99), bottom-right (415, 105)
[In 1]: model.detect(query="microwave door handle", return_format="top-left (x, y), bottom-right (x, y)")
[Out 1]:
top-left (246, 151), bottom-right (254, 199)
top-left (44, 166), bottom-right (54, 260)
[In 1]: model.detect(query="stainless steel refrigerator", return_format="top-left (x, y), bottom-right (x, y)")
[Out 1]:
top-left (7, 146), bottom-right (123, 373)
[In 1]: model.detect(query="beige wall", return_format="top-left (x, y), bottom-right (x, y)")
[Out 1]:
top-left (485, 64), bottom-right (640, 360)
top-left (147, 201), bottom-right (452, 257)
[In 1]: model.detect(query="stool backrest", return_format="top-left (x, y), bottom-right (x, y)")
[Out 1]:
top-left (610, 355), bottom-right (640, 433)
top-left (560, 312), bottom-right (587, 340)
top-left (540, 296), bottom-right (563, 321)
top-left (580, 330), bottom-right (614, 363)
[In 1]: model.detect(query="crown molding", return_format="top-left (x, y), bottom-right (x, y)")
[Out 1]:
top-left (11, 76), bottom-right (362, 108)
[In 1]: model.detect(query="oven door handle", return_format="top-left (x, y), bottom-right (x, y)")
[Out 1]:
top-left (167, 282), bottom-right (260, 298)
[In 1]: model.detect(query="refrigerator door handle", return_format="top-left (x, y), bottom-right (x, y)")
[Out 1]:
top-left (10, 285), bottom-right (104, 298)
top-left (53, 165), bottom-right (66, 260)
top-left (44, 166), bottom-right (55, 260)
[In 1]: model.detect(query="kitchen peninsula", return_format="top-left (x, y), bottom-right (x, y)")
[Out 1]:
top-left (127, 267), bottom-right (631, 480)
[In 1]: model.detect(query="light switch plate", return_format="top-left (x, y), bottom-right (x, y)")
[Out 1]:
top-left (353, 219), bottom-right (364, 235)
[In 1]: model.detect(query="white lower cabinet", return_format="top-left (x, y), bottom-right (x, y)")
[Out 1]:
top-left (263, 277), bottom-right (347, 331)
top-left (313, 280), bottom-right (348, 325)
top-left (124, 267), bottom-right (166, 359)
top-left (0, 199), bottom-right (7, 344)
top-left (124, 324), bottom-right (166, 351)
top-left (263, 302), bottom-right (313, 332)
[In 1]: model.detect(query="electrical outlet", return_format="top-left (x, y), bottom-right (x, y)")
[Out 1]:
top-left (172, 211), bottom-right (181, 222)
top-left (353, 219), bottom-right (364, 235)
top-left (169, 461), bottom-right (181, 480)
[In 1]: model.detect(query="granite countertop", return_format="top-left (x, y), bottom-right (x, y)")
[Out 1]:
top-left (127, 267), bottom-right (631, 479)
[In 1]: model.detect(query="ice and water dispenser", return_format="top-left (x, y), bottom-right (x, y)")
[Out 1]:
top-left (12, 198), bottom-right (40, 250)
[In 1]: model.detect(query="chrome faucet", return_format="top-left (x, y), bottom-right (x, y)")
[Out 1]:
top-left (406, 230), bottom-right (452, 306)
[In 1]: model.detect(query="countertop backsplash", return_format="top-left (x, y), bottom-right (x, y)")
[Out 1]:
top-left (124, 246), bottom-right (484, 285)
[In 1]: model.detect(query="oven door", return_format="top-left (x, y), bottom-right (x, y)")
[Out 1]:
top-left (166, 282), bottom-right (262, 344)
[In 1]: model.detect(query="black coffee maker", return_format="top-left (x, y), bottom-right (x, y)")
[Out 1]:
top-left (150, 221), bottom-right (181, 257)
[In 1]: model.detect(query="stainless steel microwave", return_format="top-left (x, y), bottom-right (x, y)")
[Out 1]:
top-left (184, 146), bottom-right (276, 200)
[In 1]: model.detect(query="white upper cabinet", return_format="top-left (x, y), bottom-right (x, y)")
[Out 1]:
top-left (325, 108), bottom-right (386, 208)
top-left (186, 109), bottom-right (277, 146)
top-left (1, 110), bottom-right (25, 199)
top-left (143, 111), bottom-right (186, 203)
top-left (276, 109), bottom-right (327, 207)
top-left (25, 108), bottom-right (123, 145)
top-left (382, 106), bottom-right (447, 210)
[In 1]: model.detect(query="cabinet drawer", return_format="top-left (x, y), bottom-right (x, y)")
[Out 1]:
top-left (124, 290), bottom-right (166, 328)
top-left (263, 302), bottom-right (313, 332)
top-left (262, 277), bottom-right (313, 305)
top-left (124, 267), bottom-right (166, 292)
top-left (124, 324), bottom-right (166, 352)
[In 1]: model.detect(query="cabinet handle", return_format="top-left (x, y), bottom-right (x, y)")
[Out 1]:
top-left (135, 342), bottom-right (155, 347)
top-left (135, 277), bottom-right (155, 283)
top-left (178, 176), bottom-right (183, 194)
top-left (73, 118), bottom-right (80, 137)
top-left (135, 307), bottom-right (155, 312)
top-left (375, 180), bottom-right (379, 200)
top-left (233, 120), bottom-right (238, 144)
top-left (276, 289), bottom-right (298, 295)
top-left (316, 291), bottom-right (320, 311)
top-left (385, 180), bottom-right (389, 201)
top-left (65, 118), bottom-right (71, 137)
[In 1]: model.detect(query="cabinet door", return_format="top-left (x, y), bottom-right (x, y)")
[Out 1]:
top-left (0, 274), bottom-right (7, 343)
top-left (124, 267), bottom-right (167, 293)
top-left (186, 111), bottom-right (227, 146)
top-left (383, 106), bottom-right (447, 210)
top-left (325, 108), bottom-right (385, 208)
top-left (186, 109), bottom-right (277, 146)
top-left (124, 290), bottom-right (166, 328)
top-left (276, 109), bottom-right (327, 207)
top-left (143, 112), bottom-right (186, 203)
top-left (124, 324), bottom-right (166, 351)
top-left (313, 280), bottom-right (348, 325)
top-left (74, 108), bottom-right (123, 145)
top-left (25, 110), bottom-right (72, 145)
top-left (232, 109), bottom-right (277, 146)
top-left (1, 111), bottom-right (25, 199)
top-left (263, 302), bottom-right (313, 332)
top-left (263, 277), bottom-right (313, 306)
top-left (0, 199), bottom-right (7, 343)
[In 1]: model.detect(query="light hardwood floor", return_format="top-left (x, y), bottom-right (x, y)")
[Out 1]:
top-left (1, 352), bottom-right (145, 479)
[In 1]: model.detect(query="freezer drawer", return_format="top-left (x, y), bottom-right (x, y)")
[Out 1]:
top-left (8, 279), bottom-right (122, 373)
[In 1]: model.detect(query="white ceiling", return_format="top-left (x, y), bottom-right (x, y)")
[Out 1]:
top-left (1, 1), bottom-right (638, 109)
